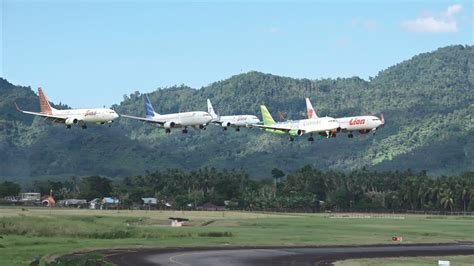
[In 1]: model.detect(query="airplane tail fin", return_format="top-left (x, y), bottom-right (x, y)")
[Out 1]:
top-left (305, 98), bottom-right (318, 119)
top-left (144, 95), bottom-right (159, 118)
top-left (207, 99), bottom-right (218, 119)
top-left (260, 105), bottom-right (276, 125)
top-left (38, 87), bottom-right (56, 114)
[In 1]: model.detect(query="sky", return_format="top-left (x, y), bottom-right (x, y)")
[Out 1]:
top-left (1, 0), bottom-right (472, 108)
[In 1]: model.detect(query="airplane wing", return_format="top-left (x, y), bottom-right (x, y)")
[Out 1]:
top-left (251, 124), bottom-right (293, 132)
top-left (212, 121), bottom-right (223, 125)
top-left (15, 102), bottom-right (68, 122)
top-left (120, 114), bottom-right (166, 125)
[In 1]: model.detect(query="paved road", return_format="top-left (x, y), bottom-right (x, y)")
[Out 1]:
top-left (105, 243), bottom-right (474, 265)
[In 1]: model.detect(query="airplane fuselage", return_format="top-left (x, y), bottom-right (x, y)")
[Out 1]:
top-left (52, 108), bottom-right (119, 124)
top-left (150, 111), bottom-right (212, 128)
top-left (266, 117), bottom-right (340, 135)
top-left (336, 115), bottom-right (383, 132)
top-left (219, 115), bottom-right (260, 127)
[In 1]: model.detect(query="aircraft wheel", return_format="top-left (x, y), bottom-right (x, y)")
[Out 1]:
top-left (66, 125), bottom-right (71, 129)
top-left (308, 137), bottom-right (314, 142)
top-left (348, 134), bottom-right (354, 138)
top-left (182, 129), bottom-right (188, 134)
top-left (165, 128), bottom-right (171, 133)
top-left (223, 127), bottom-right (227, 131)
top-left (236, 127), bottom-right (240, 132)
top-left (81, 125), bottom-right (87, 129)
top-left (288, 136), bottom-right (294, 142)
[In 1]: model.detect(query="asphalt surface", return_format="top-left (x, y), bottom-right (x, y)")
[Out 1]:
top-left (105, 243), bottom-right (474, 266)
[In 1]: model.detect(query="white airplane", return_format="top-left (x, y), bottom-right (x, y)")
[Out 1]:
top-left (15, 87), bottom-right (119, 129)
top-left (207, 99), bottom-right (260, 131)
top-left (121, 95), bottom-right (212, 133)
top-left (305, 98), bottom-right (384, 138)
top-left (252, 104), bottom-right (340, 141)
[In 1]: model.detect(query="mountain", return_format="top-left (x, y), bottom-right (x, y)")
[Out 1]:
top-left (0, 45), bottom-right (472, 182)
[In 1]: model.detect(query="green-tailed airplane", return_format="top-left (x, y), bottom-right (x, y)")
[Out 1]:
top-left (252, 105), bottom-right (341, 141)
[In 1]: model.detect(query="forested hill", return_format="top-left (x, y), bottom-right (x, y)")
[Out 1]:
top-left (0, 45), bottom-right (472, 181)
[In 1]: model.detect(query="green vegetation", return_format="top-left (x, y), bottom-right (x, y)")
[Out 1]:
top-left (336, 256), bottom-right (474, 265)
top-left (0, 181), bottom-right (20, 197)
top-left (8, 168), bottom-right (474, 212)
top-left (0, 45), bottom-right (473, 181)
top-left (0, 208), bottom-right (473, 265)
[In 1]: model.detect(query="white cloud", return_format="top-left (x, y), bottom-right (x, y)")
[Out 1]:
top-left (401, 17), bottom-right (457, 33)
top-left (443, 4), bottom-right (462, 17)
top-left (401, 4), bottom-right (462, 33)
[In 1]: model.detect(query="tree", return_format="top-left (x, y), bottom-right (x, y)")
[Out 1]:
top-left (440, 189), bottom-right (455, 212)
top-left (79, 176), bottom-right (113, 201)
top-left (271, 168), bottom-right (285, 182)
top-left (0, 181), bottom-right (21, 197)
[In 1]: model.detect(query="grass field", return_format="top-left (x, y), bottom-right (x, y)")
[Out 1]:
top-left (336, 255), bottom-right (474, 265)
top-left (0, 207), bottom-right (473, 265)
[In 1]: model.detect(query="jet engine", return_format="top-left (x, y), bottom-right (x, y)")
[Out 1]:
top-left (65, 118), bottom-right (79, 125)
top-left (164, 121), bottom-right (176, 129)
top-left (222, 122), bottom-right (232, 127)
top-left (289, 129), bottom-right (303, 136)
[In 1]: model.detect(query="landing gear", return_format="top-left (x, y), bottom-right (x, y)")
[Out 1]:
top-left (288, 136), bottom-right (294, 142)
top-left (199, 125), bottom-right (205, 129)
top-left (236, 127), bottom-right (240, 132)
top-left (348, 133), bottom-right (354, 138)
top-left (223, 127), bottom-right (228, 131)
top-left (182, 128), bottom-right (188, 134)
top-left (308, 137), bottom-right (314, 142)
top-left (165, 128), bottom-right (171, 133)
top-left (81, 125), bottom-right (87, 129)
top-left (66, 125), bottom-right (71, 129)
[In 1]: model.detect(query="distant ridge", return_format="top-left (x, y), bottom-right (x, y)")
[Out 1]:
top-left (0, 45), bottom-right (472, 181)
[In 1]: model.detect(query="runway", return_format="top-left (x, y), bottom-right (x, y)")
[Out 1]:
top-left (105, 243), bottom-right (474, 265)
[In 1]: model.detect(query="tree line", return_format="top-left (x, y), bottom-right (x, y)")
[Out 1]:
top-left (1, 167), bottom-right (473, 212)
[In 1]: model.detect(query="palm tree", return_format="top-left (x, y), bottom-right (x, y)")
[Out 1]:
top-left (440, 189), bottom-right (455, 212)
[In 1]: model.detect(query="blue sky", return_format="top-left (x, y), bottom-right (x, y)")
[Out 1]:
top-left (2, 0), bottom-right (472, 108)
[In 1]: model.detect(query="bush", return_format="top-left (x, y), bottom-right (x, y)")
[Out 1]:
top-left (198, 231), bottom-right (233, 237)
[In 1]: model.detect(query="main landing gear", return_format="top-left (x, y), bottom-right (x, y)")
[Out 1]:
top-left (81, 125), bottom-right (87, 129)
top-left (288, 136), bottom-right (294, 142)
top-left (182, 128), bottom-right (188, 134)
top-left (165, 128), bottom-right (171, 134)
top-left (66, 125), bottom-right (71, 129)
top-left (348, 133), bottom-right (354, 138)
top-left (308, 133), bottom-right (314, 142)
top-left (236, 127), bottom-right (240, 132)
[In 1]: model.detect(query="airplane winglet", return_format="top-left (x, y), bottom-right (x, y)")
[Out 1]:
top-left (14, 102), bottom-right (22, 112)
top-left (380, 114), bottom-right (385, 124)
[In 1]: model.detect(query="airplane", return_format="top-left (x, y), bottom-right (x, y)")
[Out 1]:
top-left (15, 87), bottom-right (119, 129)
top-left (252, 104), bottom-right (340, 141)
top-left (207, 99), bottom-right (260, 131)
top-left (121, 95), bottom-right (212, 133)
top-left (305, 98), bottom-right (384, 138)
